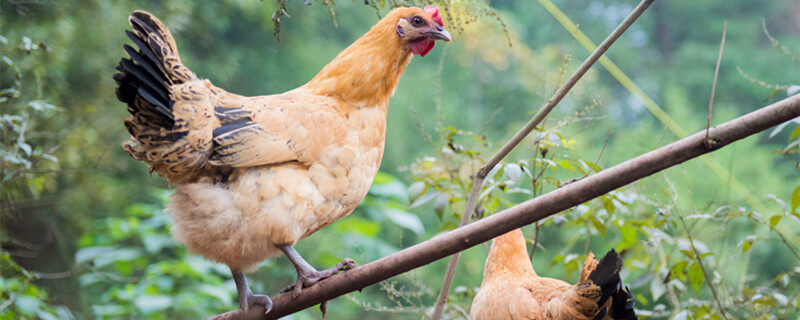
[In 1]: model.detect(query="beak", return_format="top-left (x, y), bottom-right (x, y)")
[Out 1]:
top-left (429, 25), bottom-right (451, 42)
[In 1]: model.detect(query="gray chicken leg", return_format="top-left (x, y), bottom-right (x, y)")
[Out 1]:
top-left (231, 269), bottom-right (272, 314)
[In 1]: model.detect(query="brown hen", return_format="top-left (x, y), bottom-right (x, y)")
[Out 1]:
top-left (114, 6), bottom-right (450, 315)
top-left (470, 229), bottom-right (638, 320)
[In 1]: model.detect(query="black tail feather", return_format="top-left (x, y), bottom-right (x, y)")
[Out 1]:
top-left (588, 249), bottom-right (623, 308)
top-left (115, 13), bottom-right (176, 130)
top-left (588, 250), bottom-right (637, 320)
top-left (123, 30), bottom-right (169, 80)
top-left (610, 286), bottom-right (638, 320)
top-left (119, 58), bottom-right (168, 102)
top-left (137, 86), bottom-right (172, 120)
top-left (122, 43), bottom-right (169, 87)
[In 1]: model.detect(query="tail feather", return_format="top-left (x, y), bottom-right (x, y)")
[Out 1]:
top-left (115, 10), bottom-right (210, 183)
top-left (585, 250), bottom-right (638, 320)
top-left (129, 11), bottom-right (195, 84)
top-left (609, 286), bottom-right (637, 320)
top-left (588, 250), bottom-right (623, 308)
top-left (118, 57), bottom-right (169, 103)
top-left (122, 40), bottom-right (169, 86)
top-left (115, 11), bottom-right (185, 130)
top-left (123, 30), bottom-right (172, 85)
top-left (130, 10), bottom-right (181, 58)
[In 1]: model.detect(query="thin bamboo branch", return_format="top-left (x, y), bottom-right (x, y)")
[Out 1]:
top-left (430, 0), bottom-right (655, 317)
top-left (205, 93), bottom-right (800, 320)
top-left (705, 21), bottom-right (727, 145)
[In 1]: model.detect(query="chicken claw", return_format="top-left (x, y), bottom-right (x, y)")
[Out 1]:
top-left (232, 269), bottom-right (273, 314)
top-left (279, 245), bottom-right (357, 298)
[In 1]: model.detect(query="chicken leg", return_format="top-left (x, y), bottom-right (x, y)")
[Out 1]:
top-left (231, 269), bottom-right (273, 314)
top-left (279, 245), bottom-right (356, 297)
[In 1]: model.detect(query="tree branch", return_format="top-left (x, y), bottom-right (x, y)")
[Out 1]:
top-left (430, 0), bottom-right (655, 317)
top-left (205, 93), bottom-right (800, 320)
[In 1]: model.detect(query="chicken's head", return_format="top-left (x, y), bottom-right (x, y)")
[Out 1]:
top-left (395, 5), bottom-right (451, 57)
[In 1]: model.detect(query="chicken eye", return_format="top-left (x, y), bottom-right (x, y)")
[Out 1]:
top-left (411, 16), bottom-right (423, 26)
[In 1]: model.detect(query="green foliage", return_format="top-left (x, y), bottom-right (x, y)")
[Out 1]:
top-left (0, 35), bottom-right (60, 197)
top-left (74, 194), bottom-right (236, 319)
top-left (0, 253), bottom-right (70, 320)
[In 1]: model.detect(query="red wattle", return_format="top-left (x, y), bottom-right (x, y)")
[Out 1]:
top-left (410, 40), bottom-right (435, 57)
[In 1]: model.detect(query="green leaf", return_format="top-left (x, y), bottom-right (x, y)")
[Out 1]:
top-left (742, 239), bottom-right (753, 253)
top-left (601, 196), bottom-right (616, 214)
top-left (619, 224), bottom-right (636, 248)
top-left (75, 246), bottom-right (114, 264)
top-left (688, 262), bottom-right (704, 292)
top-left (769, 214), bottom-right (783, 227)
top-left (680, 250), bottom-right (695, 258)
top-left (407, 181), bottom-right (425, 200)
top-left (369, 175), bottom-right (408, 202)
top-left (14, 295), bottom-right (42, 315)
top-left (650, 276), bottom-right (666, 300)
top-left (790, 185), bottom-right (800, 212)
top-left (789, 126), bottom-right (800, 141)
top-left (556, 159), bottom-right (575, 172)
top-left (590, 216), bottom-right (606, 236)
top-left (371, 171), bottom-right (395, 184)
top-left (141, 233), bottom-right (172, 254)
top-left (134, 295), bottom-right (172, 313)
top-left (381, 208), bottom-right (425, 234)
top-left (670, 261), bottom-right (689, 281)
top-left (671, 310), bottom-right (689, 320)
top-left (410, 190), bottom-right (439, 209)
top-left (27, 100), bottom-right (60, 112)
top-left (783, 139), bottom-right (800, 153)
top-left (91, 304), bottom-right (126, 317)
top-left (433, 193), bottom-right (448, 219)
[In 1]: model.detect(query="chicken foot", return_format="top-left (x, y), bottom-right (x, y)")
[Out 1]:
top-left (232, 269), bottom-right (273, 314)
top-left (278, 245), bottom-right (356, 315)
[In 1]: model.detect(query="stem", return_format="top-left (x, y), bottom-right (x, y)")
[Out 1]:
top-left (677, 215), bottom-right (729, 320)
top-left (429, 1), bottom-right (656, 317)
top-left (776, 230), bottom-right (800, 263)
top-left (529, 222), bottom-right (540, 259)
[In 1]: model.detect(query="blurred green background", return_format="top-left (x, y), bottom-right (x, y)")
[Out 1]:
top-left (2, 0), bottom-right (799, 319)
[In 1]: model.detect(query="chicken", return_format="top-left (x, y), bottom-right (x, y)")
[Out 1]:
top-left (113, 6), bottom-right (450, 314)
top-left (470, 229), bottom-right (638, 320)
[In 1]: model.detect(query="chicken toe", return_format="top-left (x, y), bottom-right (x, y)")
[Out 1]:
top-left (232, 269), bottom-right (273, 315)
top-left (279, 245), bottom-right (357, 298)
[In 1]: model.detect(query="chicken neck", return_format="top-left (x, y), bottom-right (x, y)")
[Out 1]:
top-left (483, 228), bottom-right (537, 284)
top-left (302, 12), bottom-right (414, 108)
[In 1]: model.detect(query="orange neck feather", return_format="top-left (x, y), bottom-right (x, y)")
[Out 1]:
top-left (483, 228), bottom-right (537, 284)
top-left (303, 10), bottom-right (413, 108)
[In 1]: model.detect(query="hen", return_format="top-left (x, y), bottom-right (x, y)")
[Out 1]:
top-left (470, 229), bottom-right (638, 320)
top-left (114, 6), bottom-right (450, 314)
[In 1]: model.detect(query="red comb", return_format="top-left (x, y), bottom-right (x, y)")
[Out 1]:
top-left (424, 5), bottom-right (443, 26)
